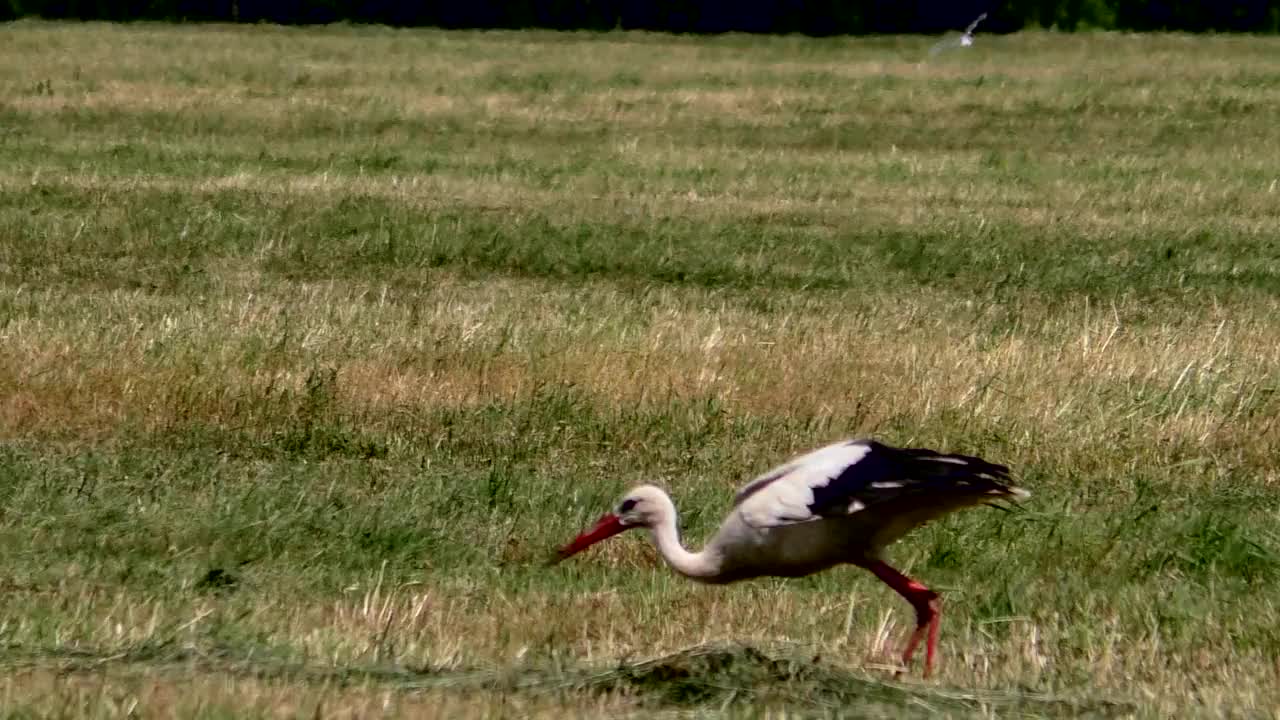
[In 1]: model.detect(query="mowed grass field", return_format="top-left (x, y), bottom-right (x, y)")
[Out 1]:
top-left (3, 20), bottom-right (1280, 717)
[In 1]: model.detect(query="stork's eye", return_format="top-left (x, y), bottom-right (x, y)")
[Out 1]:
top-left (618, 498), bottom-right (638, 514)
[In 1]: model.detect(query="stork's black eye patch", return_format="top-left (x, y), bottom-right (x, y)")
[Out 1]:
top-left (618, 498), bottom-right (638, 514)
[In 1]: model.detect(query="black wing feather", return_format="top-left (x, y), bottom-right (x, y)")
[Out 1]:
top-left (807, 441), bottom-right (1016, 518)
top-left (732, 439), bottom-right (1023, 529)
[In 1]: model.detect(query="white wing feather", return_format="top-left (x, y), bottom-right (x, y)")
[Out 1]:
top-left (735, 441), bottom-right (871, 528)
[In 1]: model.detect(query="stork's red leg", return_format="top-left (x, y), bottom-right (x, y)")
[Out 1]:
top-left (862, 560), bottom-right (942, 677)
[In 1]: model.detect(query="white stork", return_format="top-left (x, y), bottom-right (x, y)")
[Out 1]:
top-left (554, 438), bottom-right (1028, 677)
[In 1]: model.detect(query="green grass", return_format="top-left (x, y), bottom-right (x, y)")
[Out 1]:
top-left (3, 19), bottom-right (1280, 717)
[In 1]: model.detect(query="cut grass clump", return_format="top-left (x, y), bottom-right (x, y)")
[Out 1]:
top-left (585, 643), bottom-right (1138, 715)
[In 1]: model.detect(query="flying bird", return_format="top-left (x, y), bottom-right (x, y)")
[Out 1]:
top-left (554, 438), bottom-right (1027, 676)
top-left (928, 12), bottom-right (989, 57)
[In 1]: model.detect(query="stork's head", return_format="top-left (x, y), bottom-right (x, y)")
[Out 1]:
top-left (553, 485), bottom-right (669, 563)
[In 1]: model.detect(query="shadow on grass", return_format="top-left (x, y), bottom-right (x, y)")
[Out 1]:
top-left (2, 641), bottom-right (1134, 717)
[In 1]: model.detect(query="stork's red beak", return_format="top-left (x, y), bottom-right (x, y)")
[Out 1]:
top-left (552, 513), bottom-right (630, 563)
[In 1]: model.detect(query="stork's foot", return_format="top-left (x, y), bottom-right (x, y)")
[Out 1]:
top-left (861, 560), bottom-right (943, 678)
top-left (900, 593), bottom-right (941, 677)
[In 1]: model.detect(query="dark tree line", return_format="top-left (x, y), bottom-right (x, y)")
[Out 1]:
top-left (4, 0), bottom-right (1278, 33)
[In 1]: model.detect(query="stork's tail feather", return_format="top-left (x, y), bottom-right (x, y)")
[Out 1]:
top-left (898, 446), bottom-right (1029, 500)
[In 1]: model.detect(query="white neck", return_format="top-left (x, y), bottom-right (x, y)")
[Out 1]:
top-left (647, 492), bottom-right (723, 581)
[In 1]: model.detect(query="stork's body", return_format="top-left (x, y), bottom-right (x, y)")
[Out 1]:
top-left (555, 439), bottom-right (1028, 676)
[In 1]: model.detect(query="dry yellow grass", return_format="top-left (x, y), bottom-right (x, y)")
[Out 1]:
top-left (3, 19), bottom-right (1280, 718)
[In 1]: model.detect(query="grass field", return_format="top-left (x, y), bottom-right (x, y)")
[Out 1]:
top-left (2, 20), bottom-right (1280, 717)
